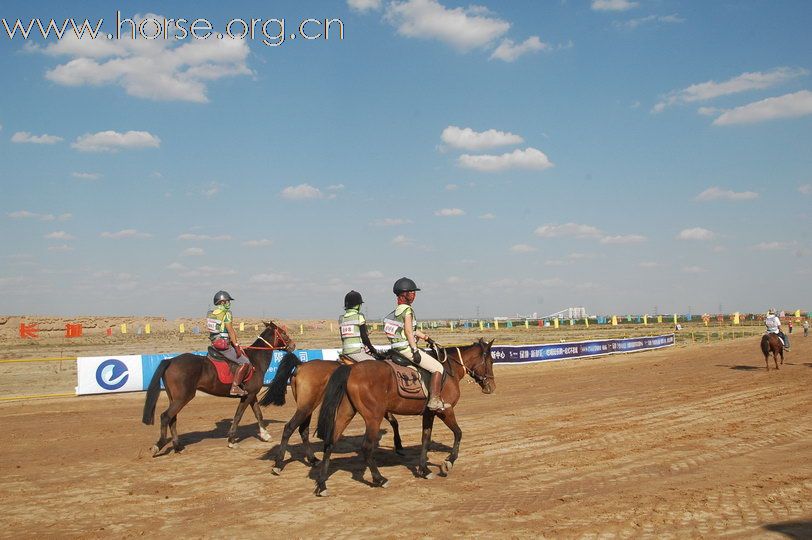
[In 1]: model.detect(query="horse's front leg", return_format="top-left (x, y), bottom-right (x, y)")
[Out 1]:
top-left (227, 397), bottom-right (251, 448)
top-left (437, 406), bottom-right (462, 475)
top-left (418, 412), bottom-right (435, 478)
top-left (385, 412), bottom-right (404, 455)
top-left (250, 398), bottom-right (272, 442)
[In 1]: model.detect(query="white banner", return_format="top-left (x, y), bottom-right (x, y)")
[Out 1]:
top-left (76, 355), bottom-right (144, 395)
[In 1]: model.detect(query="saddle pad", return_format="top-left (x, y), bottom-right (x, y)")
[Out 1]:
top-left (207, 356), bottom-right (254, 385)
top-left (383, 358), bottom-right (427, 400)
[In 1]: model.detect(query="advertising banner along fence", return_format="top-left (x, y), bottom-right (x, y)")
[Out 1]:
top-left (75, 334), bottom-right (675, 395)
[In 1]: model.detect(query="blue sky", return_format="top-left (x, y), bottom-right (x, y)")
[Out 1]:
top-left (1, 0), bottom-right (810, 319)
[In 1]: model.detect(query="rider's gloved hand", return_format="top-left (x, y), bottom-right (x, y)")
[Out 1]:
top-left (411, 348), bottom-right (421, 364)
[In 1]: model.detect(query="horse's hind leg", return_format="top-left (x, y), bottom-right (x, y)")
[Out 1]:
top-left (272, 409), bottom-right (312, 475)
top-left (361, 414), bottom-right (389, 488)
top-left (418, 412), bottom-right (436, 479)
top-left (249, 398), bottom-right (272, 442)
top-left (437, 407), bottom-right (462, 475)
top-left (315, 400), bottom-right (356, 497)
top-left (774, 351), bottom-right (780, 370)
top-left (152, 399), bottom-right (172, 457)
top-left (298, 413), bottom-right (318, 466)
top-left (385, 412), bottom-right (404, 455)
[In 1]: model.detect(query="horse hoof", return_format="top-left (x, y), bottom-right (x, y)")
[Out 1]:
top-left (440, 460), bottom-right (454, 475)
top-left (150, 445), bottom-right (160, 457)
top-left (316, 488), bottom-right (329, 497)
top-left (259, 432), bottom-right (272, 442)
top-left (228, 442), bottom-right (238, 449)
top-left (271, 467), bottom-right (282, 476)
top-left (381, 479), bottom-right (389, 489)
top-left (424, 472), bottom-right (435, 480)
top-left (307, 458), bottom-right (321, 467)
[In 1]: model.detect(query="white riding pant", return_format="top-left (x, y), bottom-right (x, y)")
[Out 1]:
top-left (399, 348), bottom-right (443, 374)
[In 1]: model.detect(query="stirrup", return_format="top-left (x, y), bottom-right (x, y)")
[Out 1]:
top-left (427, 397), bottom-right (445, 411)
top-left (230, 385), bottom-right (247, 396)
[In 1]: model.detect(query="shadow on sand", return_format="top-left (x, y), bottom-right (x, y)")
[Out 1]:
top-left (153, 417), bottom-right (285, 456)
top-left (763, 520), bottom-right (812, 539)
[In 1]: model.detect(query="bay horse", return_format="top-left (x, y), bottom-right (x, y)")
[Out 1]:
top-left (258, 355), bottom-right (404, 474)
top-left (760, 332), bottom-right (784, 371)
top-left (314, 338), bottom-right (495, 496)
top-left (142, 321), bottom-right (295, 456)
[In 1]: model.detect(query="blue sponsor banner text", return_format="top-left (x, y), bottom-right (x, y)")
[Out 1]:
top-left (491, 334), bottom-right (674, 364)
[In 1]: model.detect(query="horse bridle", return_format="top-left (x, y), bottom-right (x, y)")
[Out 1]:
top-left (449, 344), bottom-right (494, 386)
top-left (245, 326), bottom-right (292, 351)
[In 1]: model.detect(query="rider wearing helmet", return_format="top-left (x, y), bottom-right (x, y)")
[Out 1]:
top-left (764, 308), bottom-right (790, 350)
top-left (206, 290), bottom-right (251, 396)
top-left (339, 290), bottom-right (379, 361)
top-left (383, 277), bottom-right (448, 411)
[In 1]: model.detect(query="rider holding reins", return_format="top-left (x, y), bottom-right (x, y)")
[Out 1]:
top-left (339, 290), bottom-right (379, 361)
top-left (383, 277), bottom-right (448, 411)
top-left (206, 290), bottom-right (251, 396)
top-left (765, 308), bottom-right (790, 351)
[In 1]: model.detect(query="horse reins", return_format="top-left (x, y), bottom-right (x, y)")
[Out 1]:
top-left (244, 327), bottom-right (291, 351)
top-left (449, 345), bottom-right (493, 386)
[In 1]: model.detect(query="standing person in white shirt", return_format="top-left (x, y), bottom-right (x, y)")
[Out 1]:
top-left (764, 309), bottom-right (790, 351)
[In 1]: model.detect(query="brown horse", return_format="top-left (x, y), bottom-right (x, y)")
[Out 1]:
top-left (314, 338), bottom-right (495, 496)
top-left (142, 321), bottom-right (295, 455)
top-left (259, 355), bottom-right (404, 474)
top-left (760, 332), bottom-right (784, 371)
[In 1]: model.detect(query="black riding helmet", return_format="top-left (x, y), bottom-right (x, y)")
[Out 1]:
top-left (344, 290), bottom-right (363, 309)
top-left (393, 277), bottom-right (420, 295)
top-left (213, 290), bottom-right (234, 304)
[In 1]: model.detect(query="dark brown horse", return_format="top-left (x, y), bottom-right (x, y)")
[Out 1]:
top-left (142, 321), bottom-right (295, 455)
top-left (259, 356), bottom-right (404, 474)
top-left (760, 333), bottom-right (784, 371)
top-left (314, 339), bottom-right (495, 496)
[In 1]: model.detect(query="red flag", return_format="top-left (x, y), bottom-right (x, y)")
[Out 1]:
top-left (19, 323), bottom-right (38, 339)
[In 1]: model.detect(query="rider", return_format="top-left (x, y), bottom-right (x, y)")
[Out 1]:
top-left (206, 290), bottom-right (250, 396)
top-left (765, 308), bottom-right (790, 351)
top-left (339, 290), bottom-right (379, 361)
top-left (383, 277), bottom-right (448, 411)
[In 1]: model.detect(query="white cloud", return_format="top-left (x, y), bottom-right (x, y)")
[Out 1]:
top-left (695, 186), bottom-right (759, 201)
top-left (201, 181), bottom-right (223, 198)
top-left (72, 172), bottom-right (101, 180)
top-left (371, 218), bottom-right (413, 226)
top-left (600, 234), bottom-right (647, 244)
top-left (349, 0), bottom-right (382, 12)
top-left (11, 131), bottom-right (63, 144)
top-left (280, 183), bottom-right (325, 200)
top-left (799, 184), bottom-right (812, 195)
top-left (47, 244), bottom-right (74, 252)
top-left (8, 210), bottom-right (63, 221)
top-left (72, 130), bottom-right (160, 152)
top-left (479, 213), bottom-right (495, 220)
top-left (441, 125), bottom-right (523, 150)
top-left (38, 17), bottom-right (252, 103)
top-left (100, 229), bottom-right (152, 239)
top-left (616, 14), bottom-right (684, 29)
top-left (178, 265), bottom-right (236, 278)
top-left (384, 0), bottom-right (510, 51)
top-left (591, 0), bottom-right (639, 12)
top-left (242, 239), bottom-right (273, 247)
top-left (327, 184), bottom-right (345, 191)
top-left (752, 241), bottom-right (793, 251)
top-left (45, 231), bottom-right (75, 240)
top-left (360, 270), bottom-right (384, 279)
top-left (510, 244), bottom-right (537, 253)
top-left (535, 223), bottom-right (603, 239)
top-left (490, 36), bottom-right (548, 62)
top-left (639, 261), bottom-right (662, 268)
top-left (459, 147), bottom-right (553, 172)
top-left (178, 233), bottom-right (232, 241)
top-left (392, 234), bottom-right (414, 246)
top-left (682, 265), bottom-right (706, 274)
top-left (249, 272), bottom-right (293, 284)
top-left (653, 67), bottom-right (808, 113)
top-left (167, 262), bottom-right (185, 271)
top-left (676, 227), bottom-right (715, 241)
top-left (445, 183), bottom-right (459, 191)
top-left (712, 90), bottom-right (812, 126)
top-left (434, 208), bottom-right (465, 216)
top-left (181, 247), bottom-right (204, 256)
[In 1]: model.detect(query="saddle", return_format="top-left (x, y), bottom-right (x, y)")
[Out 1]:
top-left (206, 346), bottom-right (255, 385)
top-left (382, 349), bottom-right (448, 400)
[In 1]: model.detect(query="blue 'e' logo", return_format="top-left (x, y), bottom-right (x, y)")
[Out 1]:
top-left (96, 359), bottom-right (129, 390)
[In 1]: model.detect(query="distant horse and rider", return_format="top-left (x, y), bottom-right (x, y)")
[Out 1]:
top-left (760, 308), bottom-right (789, 371)
top-left (142, 320), bottom-right (295, 455)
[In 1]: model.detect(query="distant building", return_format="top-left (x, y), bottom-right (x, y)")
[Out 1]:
top-left (546, 307), bottom-right (588, 320)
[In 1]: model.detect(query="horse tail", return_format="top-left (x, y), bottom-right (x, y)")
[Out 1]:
top-left (142, 359), bottom-right (171, 425)
top-left (259, 352), bottom-right (301, 407)
top-left (316, 364), bottom-right (352, 443)
top-left (760, 334), bottom-right (770, 356)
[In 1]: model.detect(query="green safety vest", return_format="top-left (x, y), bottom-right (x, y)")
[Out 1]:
top-left (383, 304), bottom-right (417, 351)
top-left (206, 306), bottom-right (231, 342)
top-left (339, 307), bottom-right (366, 354)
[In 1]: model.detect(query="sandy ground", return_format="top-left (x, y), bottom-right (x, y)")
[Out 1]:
top-left (1, 329), bottom-right (810, 538)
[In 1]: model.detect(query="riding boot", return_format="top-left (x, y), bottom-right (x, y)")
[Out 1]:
top-left (230, 364), bottom-right (249, 396)
top-left (426, 372), bottom-right (445, 411)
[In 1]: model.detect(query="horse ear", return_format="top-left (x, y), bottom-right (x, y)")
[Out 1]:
top-left (264, 320), bottom-right (272, 328)
top-left (488, 339), bottom-right (495, 348)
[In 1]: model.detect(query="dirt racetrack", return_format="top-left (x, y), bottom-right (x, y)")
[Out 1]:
top-left (2, 335), bottom-right (810, 538)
